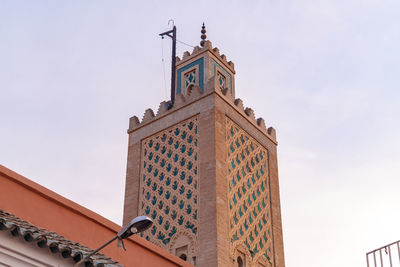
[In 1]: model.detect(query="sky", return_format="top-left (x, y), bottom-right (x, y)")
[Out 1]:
top-left (1, 1), bottom-right (400, 266)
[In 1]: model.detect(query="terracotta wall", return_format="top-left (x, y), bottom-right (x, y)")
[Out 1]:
top-left (0, 165), bottom-right (192, 267)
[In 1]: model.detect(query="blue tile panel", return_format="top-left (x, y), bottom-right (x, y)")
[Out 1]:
top-left (139, 116), bottom-right (199, 249)
top-left (211, 59), bottom-right (232, 93)
top-left (226, 117), bottom-right (274, 264)
top-left (176, 58), bottom-right (204, 94)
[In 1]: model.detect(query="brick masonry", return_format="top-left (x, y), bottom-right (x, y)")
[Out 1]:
top-left (123, 40), bottom-right (285, 267)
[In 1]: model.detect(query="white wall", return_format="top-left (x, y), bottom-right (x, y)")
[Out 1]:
top-left (0, 230), bottom-right (76, 267)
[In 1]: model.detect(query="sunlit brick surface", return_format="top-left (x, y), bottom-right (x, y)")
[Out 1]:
top-left (226, 117), bottom-right (274, 265)
top-left (138, 116), bottom-right (199, 253)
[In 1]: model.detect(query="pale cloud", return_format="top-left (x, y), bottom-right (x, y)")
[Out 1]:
top-left (1, 1), bottom-right (399, 267)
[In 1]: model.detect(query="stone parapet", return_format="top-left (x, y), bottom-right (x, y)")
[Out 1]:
top-left (176, 41), bottom-right (235, 74)
top-left (128, 73), bottom-right (277, 144)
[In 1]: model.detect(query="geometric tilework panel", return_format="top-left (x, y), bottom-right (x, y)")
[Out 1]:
top-left (211, 58), bottom-right (232, 93)
top-left (139, 116), bottom-right (199, 250)
top-left (184, 69), bottom-right (197, 90)
top-left (177, 58), bottom-right (204, 94)
top-left (217, 71), bottom-right (226, 90)
top-left (226, 117), bottom-right (274, 265)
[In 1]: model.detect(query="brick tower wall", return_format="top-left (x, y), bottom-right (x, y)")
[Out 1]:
top-left (123, 41), bottom-right (285, 267)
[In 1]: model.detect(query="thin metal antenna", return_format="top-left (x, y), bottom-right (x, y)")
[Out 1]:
top-left (159, 21), bottom-right (177, 109)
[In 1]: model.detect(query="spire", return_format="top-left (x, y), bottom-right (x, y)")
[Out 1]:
top-left (200, 23), bottom-right (206, 47)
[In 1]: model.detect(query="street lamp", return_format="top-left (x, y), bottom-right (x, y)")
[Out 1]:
top-left (74, 216), bottom-right (153, 266)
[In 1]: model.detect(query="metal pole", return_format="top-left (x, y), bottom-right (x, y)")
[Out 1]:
top-left (171, 26), bottom-right (176, 107)
top-left (367, 253), bottom-right (370, 267)
top-left (74, 236), bottom-right (118, 266)
top-left (159, 25), bottom-right (177, 109)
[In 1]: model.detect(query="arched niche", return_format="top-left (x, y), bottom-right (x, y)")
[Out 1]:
top-left (169, 231), bottom-right (197, 265)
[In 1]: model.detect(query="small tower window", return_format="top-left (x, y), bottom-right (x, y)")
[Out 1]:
top-left (237, 256), bottom-right (244, 267)
top-left (175, 244), bottom-right (189, 262)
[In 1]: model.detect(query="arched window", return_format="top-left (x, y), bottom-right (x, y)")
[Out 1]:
top-left (237, 256), bottom-right (243, 267)
top-left (179, 254), bottom-right (187, 261)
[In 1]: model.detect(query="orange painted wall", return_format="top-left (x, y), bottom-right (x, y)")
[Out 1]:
top-left (0, 165), bottom-right (192, 267)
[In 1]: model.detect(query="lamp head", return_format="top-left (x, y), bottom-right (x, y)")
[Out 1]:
top-left (117, 216), bottom-right (153, 239)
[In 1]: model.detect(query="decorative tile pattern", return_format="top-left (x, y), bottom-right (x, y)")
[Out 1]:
top-left (177, 58), bottom-right (204, 94)
top-left (139, 116), bottom-right (199, 251)
top-left (217, 71), bottom-right (226, 90)
top-left (226, 117), bottom-right (274, 265)
top-left (211, 58), bottom-right (232, 93)
top-left (184, 69), bottom-right (197, 89)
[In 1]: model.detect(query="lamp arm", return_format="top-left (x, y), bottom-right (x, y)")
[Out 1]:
top-left (73, 235), bottom-right (119, 266)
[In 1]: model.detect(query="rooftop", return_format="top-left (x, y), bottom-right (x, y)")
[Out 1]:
top-left (0, 209), bottom-right (121, 266)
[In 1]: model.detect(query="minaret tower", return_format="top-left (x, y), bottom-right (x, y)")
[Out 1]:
top-left (123, 25), bottom-right (285, 267)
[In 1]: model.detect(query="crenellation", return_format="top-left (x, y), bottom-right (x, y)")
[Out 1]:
top-left (244, 107), bottom-right (255, 120)
top-left (192, 45), bottom-right (201, 54)
top-left (183, 51), bottom-right (191, 60)
top-left (203, 40), bottom-right (213, 50)
top-left (175, 40), bottom-right (235, 76)
top-left (212, 47), bottom-right (220, 56)
top-left (142, 108), bottom-right (155, 123)
top-left (227, 98), bottom-right (277, 140)
top-left (209, 47), bottom-right (235, 73)
top-left (127, 83), bottom-right (208, 132)
top-left (129, 82), bottom-right (276, 141)
top-left (176, 43), bottom-right (206, 65)
top-left (257, 117), bottom-right (267, 131)
top-left (234, 98), bottom-right (245, 111)
top-left (156, 101), bottom-right (169, 117)
top-left (176, 56), bottom-right (181, 63)
top-left (267, 127), bottom-right (276, 140)
top-left (129, 116), bottom-right (140, 130)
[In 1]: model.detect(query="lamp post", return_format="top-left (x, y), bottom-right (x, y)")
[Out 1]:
top-left (74, 216), bottom-right (153, 266)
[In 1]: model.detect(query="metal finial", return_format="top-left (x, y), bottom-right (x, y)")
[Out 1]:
top-left (200, 22), bottom-right (206, 47)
